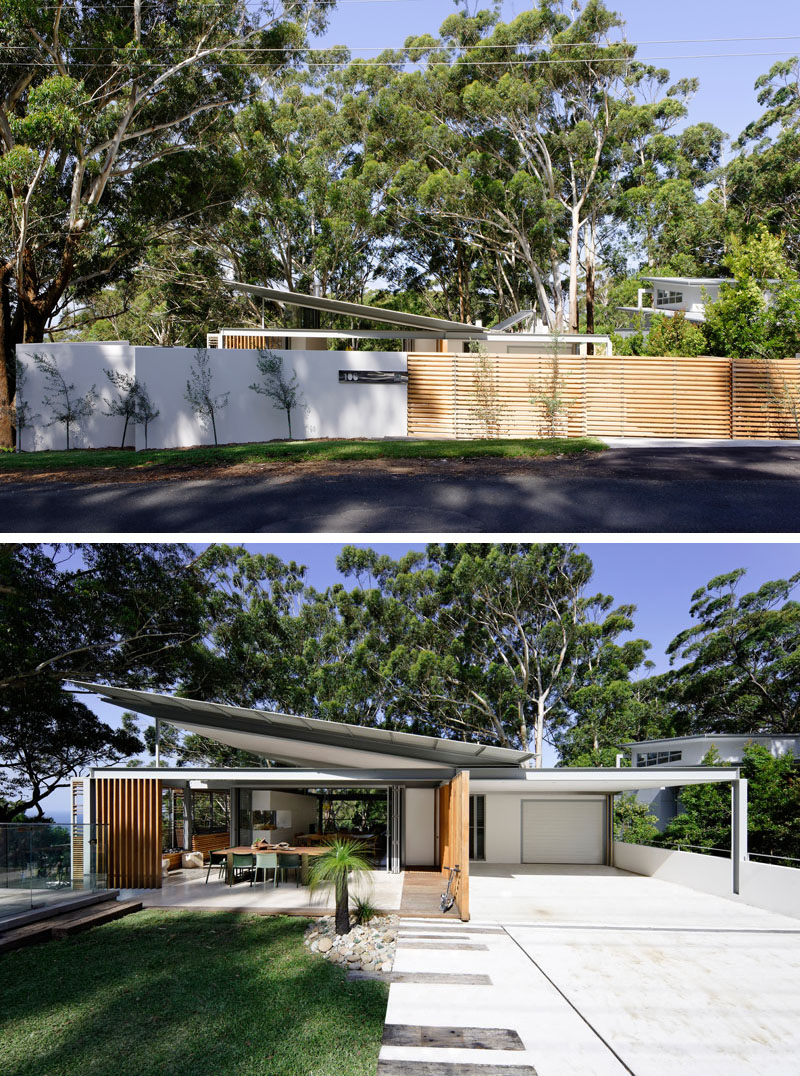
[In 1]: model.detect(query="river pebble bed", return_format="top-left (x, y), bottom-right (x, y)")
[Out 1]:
top-left (304, 914), bottom-right (398, 973)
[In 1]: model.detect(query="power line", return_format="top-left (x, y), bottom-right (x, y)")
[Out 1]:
top-left (0, 50), bottom-right (796, 68)
top-left (3, 34), bottom-right (800, 51)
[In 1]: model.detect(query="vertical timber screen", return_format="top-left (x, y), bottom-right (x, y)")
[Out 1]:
top-left (438, 771), bottom-right (470, 921)
top-left (95, 777), bottom-right (163, 889)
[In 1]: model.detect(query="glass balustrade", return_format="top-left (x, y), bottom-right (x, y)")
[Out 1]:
top-left (0, 822), bottom-right (109, 921)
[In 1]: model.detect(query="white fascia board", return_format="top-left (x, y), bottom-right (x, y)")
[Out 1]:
top-left (87, 766), bottom-right (450, 786)
top-left (468, 767), bottom-right (739, 794)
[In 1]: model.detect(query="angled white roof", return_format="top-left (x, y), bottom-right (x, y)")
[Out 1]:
top-left (228, 282), bottom-right (483, 335)
top-left (73, 682), bottom-right (533, 771)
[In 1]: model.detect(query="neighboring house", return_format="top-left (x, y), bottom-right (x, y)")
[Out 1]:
top-left (623, 733), bottom-right (800, 829)
top-left (207, 283), bottom-right (614, 357)
top-left (617, 275), bottom-right (725, 335)
top-left (71, 682), bottom-right (742, 919)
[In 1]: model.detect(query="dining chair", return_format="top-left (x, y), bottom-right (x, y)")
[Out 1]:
top-left (205, 849), bottom-right (227, 884)
top-left (277, 852), bottom-right (302, 887)
top-left (230, 852), bottom-right (255, 885)
top-left (253, 851), bottom-right (278, 888)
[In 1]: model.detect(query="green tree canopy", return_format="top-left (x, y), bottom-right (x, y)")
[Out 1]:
top-left (0, 0), bottom-right (331, 446)
top-left (666, 567), bottom-right (800, 734)
top-left (662, 744), bottom-right (800, 863)
top-left (0, 542), bottom-right (218, 817)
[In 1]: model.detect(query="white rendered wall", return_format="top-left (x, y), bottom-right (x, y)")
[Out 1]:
top-left (251, 790), bottom-right (317, 844)
top-left (17, 342), bottom-right (134, 450)
top-left (404, 789), bottom-right (435, 866)
top-left (133, 347), bottom-right (408, 449)
top-left (16, 344), bottom-right (407, 450)
top-left (484, 793), bottom-right (523, 864)
top-left (613, 842), bottom-right (800, 921)
top-left (483, 792), bottom-right (610, 864)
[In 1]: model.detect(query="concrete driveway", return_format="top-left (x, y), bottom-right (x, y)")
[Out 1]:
top-left (379, 865), bottom-right (800, 1075)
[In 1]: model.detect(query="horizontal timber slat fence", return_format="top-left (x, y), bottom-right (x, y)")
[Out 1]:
top-left (407, 354), bottom-right (800, 440)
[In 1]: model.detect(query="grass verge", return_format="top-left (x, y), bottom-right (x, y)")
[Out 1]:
top-left (0, 436), bottom-right (606, 473)
top-left (0, 909), bottom-right (387, 1076)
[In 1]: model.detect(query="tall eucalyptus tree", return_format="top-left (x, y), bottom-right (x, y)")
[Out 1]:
top-left (0, 0), bottom-right (331, 446)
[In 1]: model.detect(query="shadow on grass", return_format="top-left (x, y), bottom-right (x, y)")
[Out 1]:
top-left (0, 909), bottom-right (387, 1076)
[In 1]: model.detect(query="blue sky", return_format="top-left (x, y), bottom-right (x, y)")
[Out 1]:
top-left (315, 0), bottom-right (799, 142)
top-left (42, 540), bottom-right (799, 818)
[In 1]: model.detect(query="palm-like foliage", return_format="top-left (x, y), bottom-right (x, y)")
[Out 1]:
top-left (308, 838), bottom-right (373, 935)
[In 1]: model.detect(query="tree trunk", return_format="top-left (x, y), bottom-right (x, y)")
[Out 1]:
top-left (585, 219), bottom-right (596, 355)
top-left (0, 262), bottom-right (18, 449)
top-left (335, 874), bottom-right (350, 935)
top-left (534, 697), bottom-right (545, 768)
top-left (568, 206), bottom-right (581, 333)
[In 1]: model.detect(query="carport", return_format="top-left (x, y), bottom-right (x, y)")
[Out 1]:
top-left (471, 766), bottom-right (746, 895)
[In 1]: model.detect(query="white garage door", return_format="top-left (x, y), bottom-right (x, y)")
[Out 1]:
top-left (521, 799), bottom-right (605, 864)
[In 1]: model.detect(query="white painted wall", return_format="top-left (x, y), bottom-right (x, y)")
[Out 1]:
top-left (133, 347), bottom-right (407, 449)
top-left (404, 788), bottom-right (435, 866)
top-left (16, 343), bottom-right (408, 450)
top-left (250, 790), bottom-right (317, 844)
top-left (484, 792), bottom-right (523, 864)
top-left (614, 842), bottom-right (800, 921)
top-left (17, 342), bottom-right (134, 450)
top-left (630, 735), bottom-right (800, 769)
top-left (483, 792), bottom-right (611, 864)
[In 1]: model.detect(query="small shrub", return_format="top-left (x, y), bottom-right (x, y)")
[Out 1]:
top-left (34, 352), bottom-right (96, 450)
top-left (351, 895), bottom-right (382, 925)
top-left (185, 348), bottom-right (229, 446)
top-left (468, 347), bottom-right (507, 438)
top-left (250, 349), bottom-right (308, 440)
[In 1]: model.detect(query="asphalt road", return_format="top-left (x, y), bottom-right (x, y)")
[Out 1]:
top-left (4, 443), bottom-right (800, 533)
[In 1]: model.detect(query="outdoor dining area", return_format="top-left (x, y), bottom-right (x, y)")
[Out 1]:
top-left (205, 842), bottom-right (329, 888)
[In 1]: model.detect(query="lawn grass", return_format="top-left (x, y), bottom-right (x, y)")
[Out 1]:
top-left (0, 909), bottom-right (388, 1076)
top-left (0, 436), bottom-right (606, 473)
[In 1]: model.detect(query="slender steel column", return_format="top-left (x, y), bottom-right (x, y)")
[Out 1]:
top-left (731, 777), bottom-right (748, 895)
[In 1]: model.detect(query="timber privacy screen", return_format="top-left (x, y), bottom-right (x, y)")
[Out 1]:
top-left (407, 354), bottom-right (800, 440)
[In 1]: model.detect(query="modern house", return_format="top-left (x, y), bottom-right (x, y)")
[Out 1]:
top-left (206, 283), bottom-right (614, 357)
top-left (623, 733), bottom-right (800, 828)
top-left (70, 682), bottom-right (747, 920)
top-left (617, 275), bottom-right (724, 333)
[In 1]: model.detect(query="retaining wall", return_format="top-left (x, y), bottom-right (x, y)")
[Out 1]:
top-left (614, 841), bottom-right (800, 920)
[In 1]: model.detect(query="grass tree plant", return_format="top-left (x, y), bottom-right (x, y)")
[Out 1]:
top-left (308, 838), bottom-right (373, 936)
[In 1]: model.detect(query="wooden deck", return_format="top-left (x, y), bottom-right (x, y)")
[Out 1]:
top-left (399, 871), bottom-right (459, 919)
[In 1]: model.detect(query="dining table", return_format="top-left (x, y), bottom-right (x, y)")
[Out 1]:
top-left (217, 845), bottom-right (327, 886)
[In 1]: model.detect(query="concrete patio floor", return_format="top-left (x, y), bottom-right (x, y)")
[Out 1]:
top-left (379, 865), bottom-right (800, 1075)
top-left (121, 865), bottom-right (404, 915)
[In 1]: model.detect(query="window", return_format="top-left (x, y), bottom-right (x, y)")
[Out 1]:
top-left (469, 794), bottom-right (485, 860)
top-left (655, 289), bottom-right (683, 306)
top-left (636, 750), bottom-right (683, 767)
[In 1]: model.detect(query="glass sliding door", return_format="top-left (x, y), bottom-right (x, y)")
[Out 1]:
top-left (469, 794), bottom-right (485, 861)
top-left (237, 788), bottom-right (252, 846)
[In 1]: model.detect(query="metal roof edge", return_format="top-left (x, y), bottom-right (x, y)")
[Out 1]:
top-left (228, 282), bottom-right (482, 334)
